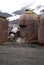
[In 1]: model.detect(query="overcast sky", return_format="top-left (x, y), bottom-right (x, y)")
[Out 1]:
top-left (0, 0), bottom-right (44, 21)
top-left (0, 0), bottom-right (35, 14)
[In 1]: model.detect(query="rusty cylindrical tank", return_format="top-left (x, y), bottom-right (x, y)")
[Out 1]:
top-left (19, 10), bottom-right (38, 42)
top-left (0, 16), bottom-right (8, 44)
top-left (38, 13), bottom-right (44, 46)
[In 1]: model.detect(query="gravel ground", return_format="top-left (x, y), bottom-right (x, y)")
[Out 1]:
top-left (0, 42), bottom-right (44, 65)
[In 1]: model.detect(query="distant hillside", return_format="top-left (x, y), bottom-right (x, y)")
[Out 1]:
top-left (0, 12), bottom-right (12, 17)
top-left (9, 19), bottom-right (19, 24)
top-left (13, 9), bottom-right (24, 15)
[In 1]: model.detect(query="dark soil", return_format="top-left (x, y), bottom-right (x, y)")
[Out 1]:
top-left (0, 42), bottom-right (44, 65)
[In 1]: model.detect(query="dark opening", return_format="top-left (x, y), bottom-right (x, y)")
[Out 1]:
top-left (19, 25), bottom-right (27, 28)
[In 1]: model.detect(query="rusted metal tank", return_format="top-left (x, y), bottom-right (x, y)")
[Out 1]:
top-left (19, 10), bottom-right (38, 42)
top-left (38, 13), bottom-right (44, 46)
top-left (0, 16), bottom-right (8, 44)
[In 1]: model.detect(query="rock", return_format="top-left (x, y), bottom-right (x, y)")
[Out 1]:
top-left (16, 38), bottom-right (25, 44)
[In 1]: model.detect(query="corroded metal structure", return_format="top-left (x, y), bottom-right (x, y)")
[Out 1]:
top-left (38, 13), bottom-right (44, 46)
top-left (0, 16), bottom-right (8, 43)
top-left (19, 10), bottom-right (38, 42)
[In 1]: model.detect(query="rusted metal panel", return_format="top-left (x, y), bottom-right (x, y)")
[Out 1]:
top-left (19, 14), bottom-right (35, 26)
top-left (19, 23), bottom-right (36, 42)
top-left (38, 13), bottom-right (44, 46)
top-left (0, 16), bottom-right (8, 43)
